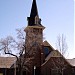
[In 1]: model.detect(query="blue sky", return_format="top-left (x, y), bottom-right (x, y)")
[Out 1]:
top-left (0, 0), bottom-right (74, 58)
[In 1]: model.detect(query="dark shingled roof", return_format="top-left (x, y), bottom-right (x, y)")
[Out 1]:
top-left (27, 0), bottom-right (42, 26)
top-left (30, 0), bottom-right (38, 17)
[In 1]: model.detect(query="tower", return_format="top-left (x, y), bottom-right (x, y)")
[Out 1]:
top-left (24, 0), bottom-right (45, 75)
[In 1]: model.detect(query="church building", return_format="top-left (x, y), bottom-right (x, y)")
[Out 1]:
top-left (23, 0), bottom-right (75, 75)
top-left (0, 0), bottom-right (75, 75)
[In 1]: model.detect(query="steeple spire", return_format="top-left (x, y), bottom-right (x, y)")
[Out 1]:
top-left (27, 0), bottom-right (42, 26)
top-left (30, 0), bottom-right (38, 17)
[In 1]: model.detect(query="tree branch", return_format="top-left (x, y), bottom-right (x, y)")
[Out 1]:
top-left (5, 52), bottom-right (18, 61)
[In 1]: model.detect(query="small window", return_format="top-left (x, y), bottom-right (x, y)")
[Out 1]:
top-left (44, 47), bottom-right (50, 57)
top-left (35, 16), bottom-right (39, 24)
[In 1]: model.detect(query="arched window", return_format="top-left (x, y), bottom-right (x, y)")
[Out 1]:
top-left (35, 16), bottom-right (39, 24)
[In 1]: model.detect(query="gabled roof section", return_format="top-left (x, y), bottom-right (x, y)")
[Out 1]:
top-left (43, 41), bottom-right (55, 50)
top-left (67, 58), bottom-right (75, 66)
top-left (43, 41), bottom-right (50, 46)
top-left (42, 50), bottom-right (75, 67)
top-left (30, 0), bottom-right (38, 17)
top-left (45, 50), bottom-right (62, 61)
top-left (41, 50), bottom-right (64, 66)
top-left (0, 57), bottom-right (16, 68)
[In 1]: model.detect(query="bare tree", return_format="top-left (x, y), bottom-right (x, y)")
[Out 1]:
top-left (49, 34), bottom-right (68, 75)
top-left (0, 28), bottom-right (27, 75)
top-left (55, 34), bottom-right (68, 75)
top-left (0, 27), bottom-right (25, 55)
top-left (56, 34), bottom-right (68, 56)
top-left (0, 36), bottom-right (16, 54)
top-left (0, 27), bottom-right (43, 75)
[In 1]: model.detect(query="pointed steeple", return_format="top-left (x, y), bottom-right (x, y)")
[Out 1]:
top-left (27, 0), bottom-right (41, 26)
top-left (30, 0), bottom-right (38, 17)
